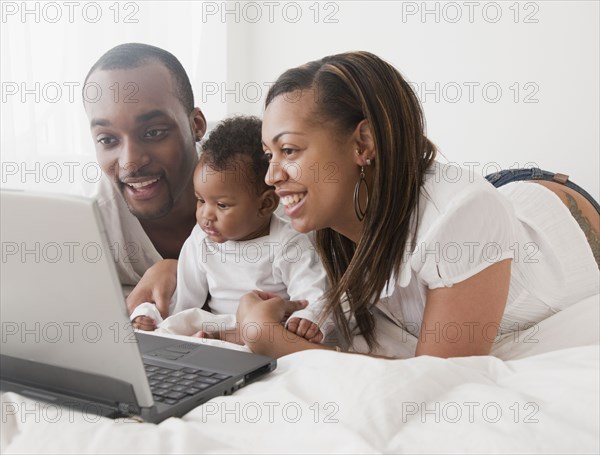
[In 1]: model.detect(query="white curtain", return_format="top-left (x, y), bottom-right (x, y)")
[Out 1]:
top-left (1, 1), bottom-right (227, 196)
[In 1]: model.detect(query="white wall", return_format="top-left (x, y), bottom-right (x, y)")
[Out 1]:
top-left (1, 1), bottom-right (598, 199)
top-left (222, 0), bottom-right (599, 198)
top-left (0, 1), bottom-right (227, 195)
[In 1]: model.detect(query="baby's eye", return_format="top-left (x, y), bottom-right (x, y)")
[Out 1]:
top-left (217, 202), bottom-right (228, 209)
top-left (196, 198), bottom-right (205, 205)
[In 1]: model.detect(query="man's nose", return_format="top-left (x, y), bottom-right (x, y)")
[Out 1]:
top-left (119, 138), bottom-right (149, 175)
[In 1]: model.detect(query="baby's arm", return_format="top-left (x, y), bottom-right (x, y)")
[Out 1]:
top-left (171, 226), bottom-right (210, 314)
top-left (276, 231), bottom-right (330, 342)
top-left (130, 302), bottom-right (163, 331)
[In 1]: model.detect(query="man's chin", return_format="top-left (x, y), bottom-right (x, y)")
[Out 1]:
top-left (124, 198), bottom-right (173, 220)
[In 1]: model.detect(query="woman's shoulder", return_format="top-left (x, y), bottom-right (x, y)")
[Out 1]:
top-left (419, 161), bottom-right (505, 216)
top-left (416, 161), bottom-right (516, 238)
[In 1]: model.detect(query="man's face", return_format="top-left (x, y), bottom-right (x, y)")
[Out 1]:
top-left (84, 62), bottom-right (203, 220)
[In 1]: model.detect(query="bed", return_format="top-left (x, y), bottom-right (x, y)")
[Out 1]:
top-left (1, 293), bottom-right (598, 454)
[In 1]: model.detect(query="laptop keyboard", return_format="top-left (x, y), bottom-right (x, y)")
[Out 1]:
top-left (144, 364), bottom-right (231, 406)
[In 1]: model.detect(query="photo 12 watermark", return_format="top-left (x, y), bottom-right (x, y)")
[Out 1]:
top-left (400, 1), bottom-right (540, 24)
top-left (401, 400), bottom-right (540, 423)
top-left (1, 320), bottom-right (138, 345)
top-left (1, 399), bottom-right (142, 424)
top-left (200, 1), bottom-right (340, 24)
top-left (1, 81), bottom-right (140, 104)
top-left (408, 320), bottom-right (540, 345)
top-left (410, 81), bottom-right (540, 104)
top-left (198, 400), bottom-right (340, 424)
top-left (1, 160), bottom-right (103, 185)
top-left (1, 1), bottom-right (141, 24)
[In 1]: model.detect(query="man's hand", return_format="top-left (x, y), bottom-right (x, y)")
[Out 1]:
top-left (287, 317), bottom-right (323, 343)
top-left (126, 259), bottom-right (178, 318)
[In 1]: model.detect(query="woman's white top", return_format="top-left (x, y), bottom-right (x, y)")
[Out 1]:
top-left (373, 161), bottom-right (599, 341)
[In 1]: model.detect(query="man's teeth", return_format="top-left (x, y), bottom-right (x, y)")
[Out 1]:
top-left (127, 178), bottom-right (159, 189)
top-left (281, 193), bottom-right (305, 207)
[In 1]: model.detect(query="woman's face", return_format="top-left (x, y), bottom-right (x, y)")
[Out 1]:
top-left (262, 90), bottom-right (360, 235)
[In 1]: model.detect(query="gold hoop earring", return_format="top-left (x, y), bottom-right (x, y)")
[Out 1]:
top-left (353, 166), bottom-right (369, 221)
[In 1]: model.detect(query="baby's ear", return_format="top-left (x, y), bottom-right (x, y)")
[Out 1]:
top-left (258, 188), bottom-right (279, 216)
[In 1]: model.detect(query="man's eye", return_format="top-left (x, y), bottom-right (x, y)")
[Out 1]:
top-left (144, 128), bottom-right (167, 139)
top-left (97, 136), bottom-right (116, 146)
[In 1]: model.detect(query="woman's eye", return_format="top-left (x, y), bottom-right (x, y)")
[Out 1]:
top-left (264, 151), bottom-right (273, 161)
top-left (282, 148), bottom-right (295, 156)
top-left (144, 128), bottom-right (167, 139)
top-left (97, 136), bottom-right (116, 146)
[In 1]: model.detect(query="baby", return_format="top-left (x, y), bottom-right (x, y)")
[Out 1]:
top-left (130, 116), bottom-right (328, 342)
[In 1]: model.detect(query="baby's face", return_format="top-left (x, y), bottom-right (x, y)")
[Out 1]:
top-left (193, 163), bottom-right (267, 243)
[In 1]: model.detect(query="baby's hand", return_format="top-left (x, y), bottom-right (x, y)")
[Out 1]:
top-left (132, 315), bottom-right (157, 331)
top-left (286, 317), bottom-right (323, 343)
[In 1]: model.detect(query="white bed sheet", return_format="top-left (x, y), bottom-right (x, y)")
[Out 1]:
top-left (2, 294), bottom-right (598, 454)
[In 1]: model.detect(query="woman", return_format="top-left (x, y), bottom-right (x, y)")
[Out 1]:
top-left (132, 51), bottom-right (599, 359)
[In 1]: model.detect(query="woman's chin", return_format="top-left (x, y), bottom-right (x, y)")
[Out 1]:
top-left (290, 217), bottom-right (314, 234)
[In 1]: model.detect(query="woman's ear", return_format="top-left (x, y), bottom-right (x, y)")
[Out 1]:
top-left (258, 188), bottom-right (280, 217)
top-left (352, 119), bottom-right (376, 166)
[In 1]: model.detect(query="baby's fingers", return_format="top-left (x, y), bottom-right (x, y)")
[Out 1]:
top-left (308, 331), bottom-right (324, 344)
top-left (302, 322), bottom-right (321, 340)
top-left (287, 317), bottom-right (300, 334)
top-left (295, 319), bottom-right (315, 338)
top-left (132, 316), bottom-right (156, 331)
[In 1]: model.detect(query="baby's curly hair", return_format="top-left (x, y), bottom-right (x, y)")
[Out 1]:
top-left (199, 116), bottom-right (271, 195)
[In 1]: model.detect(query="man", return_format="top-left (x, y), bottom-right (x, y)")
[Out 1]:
top-left (83, 43), bottom-right (206, 311)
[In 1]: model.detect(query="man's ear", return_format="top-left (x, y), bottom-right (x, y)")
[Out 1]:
top-left (352, 119), bottom-right (376, 166)
top-left (190, 107), bottom-right (207, 141)
top-left (258, 188), bottom-right (279, 217)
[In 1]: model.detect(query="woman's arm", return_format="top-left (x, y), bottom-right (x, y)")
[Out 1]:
top-left (237, 291), bottom-right (395, 359)
top-left (126, 259), bottom-right (178, 318)
top-left (416, 258), bottom-right (512, 358)
top-left (237, 291), bottom-right (336, 357)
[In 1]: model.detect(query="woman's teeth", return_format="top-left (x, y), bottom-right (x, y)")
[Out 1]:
top-left (127, 178), bottom-right (160, 189)
top-left (281, 193), bottom-right (305, 208)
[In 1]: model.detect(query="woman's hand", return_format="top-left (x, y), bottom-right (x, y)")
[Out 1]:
top-left (237, 291), bottom-right (324, 357)
top-left (126, 259), bottom-right (178, 319)
top-left (237, 290), bottom-right (307, 327)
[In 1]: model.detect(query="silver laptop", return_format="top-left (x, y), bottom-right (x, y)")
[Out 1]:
top-left (0, 189), bottom-right (276, 423)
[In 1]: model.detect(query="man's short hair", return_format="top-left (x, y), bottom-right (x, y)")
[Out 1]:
top-left (200, 116), bottom-right (271, 195)
top-left (84, 42), bottom-right (194, 113)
